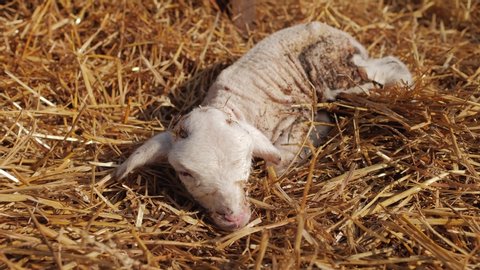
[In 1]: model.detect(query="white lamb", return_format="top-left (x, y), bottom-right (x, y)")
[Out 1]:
top-left (114, 22), bottom-right (412, 231)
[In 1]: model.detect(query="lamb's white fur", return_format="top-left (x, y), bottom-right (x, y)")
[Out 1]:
top-left (114, 22), bottom-right (412, 231)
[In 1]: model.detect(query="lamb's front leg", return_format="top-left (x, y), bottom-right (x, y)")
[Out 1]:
top-left (267, 129), bottom-right (306, 176)
top-left (323, 55), bottom-right (413, 101)
top-left (267, 112), bottom-right (331, 175)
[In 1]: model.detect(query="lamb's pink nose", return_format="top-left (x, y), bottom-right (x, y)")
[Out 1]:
top-left (218, 206), bottom-right (251, 230)
top-left (224, 211), bottom-right (249, 226)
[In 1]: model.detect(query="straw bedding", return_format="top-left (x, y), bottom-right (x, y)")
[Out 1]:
top-left (0, 0), bottom-right (479, 269)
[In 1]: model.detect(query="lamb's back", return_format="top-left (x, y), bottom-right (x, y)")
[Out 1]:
top-left (204, 22), bottom-right (367, 135)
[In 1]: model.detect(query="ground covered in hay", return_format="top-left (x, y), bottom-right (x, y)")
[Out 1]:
top-left (1, 0), bottom-right (479, 269)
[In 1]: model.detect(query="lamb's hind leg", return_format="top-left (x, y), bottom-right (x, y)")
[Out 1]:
top-left (323, 54), bottom-right (413, 101)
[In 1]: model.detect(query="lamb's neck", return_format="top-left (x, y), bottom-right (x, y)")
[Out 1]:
top-left (204, 90), bottom-right (259, 125)
top-left (206, 96), bottom-right (250, 122)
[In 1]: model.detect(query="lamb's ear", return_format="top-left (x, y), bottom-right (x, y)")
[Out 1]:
top-left (114, 132), bottom-right (173, 180)
top-left (239, 122), bottom-right (282, 165)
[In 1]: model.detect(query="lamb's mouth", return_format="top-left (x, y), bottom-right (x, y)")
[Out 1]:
top-left (209, 206), bottom-right (252, 231)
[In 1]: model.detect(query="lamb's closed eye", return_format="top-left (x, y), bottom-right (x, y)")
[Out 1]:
top-left (177, 170), bottom-right (203, 187)
top-left (177, 127), bottom-right (188, 139)
top-left (178, 171), bottom-right (193, 178)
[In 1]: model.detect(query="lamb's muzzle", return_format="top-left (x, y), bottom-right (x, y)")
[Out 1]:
top-left (210, 201), bottom-right (251, 230)
top-left (113, 22), bottom-right (413, 231)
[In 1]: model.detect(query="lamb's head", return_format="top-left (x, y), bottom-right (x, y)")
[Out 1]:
top-left (114, 107), bottom-right (281, 231)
